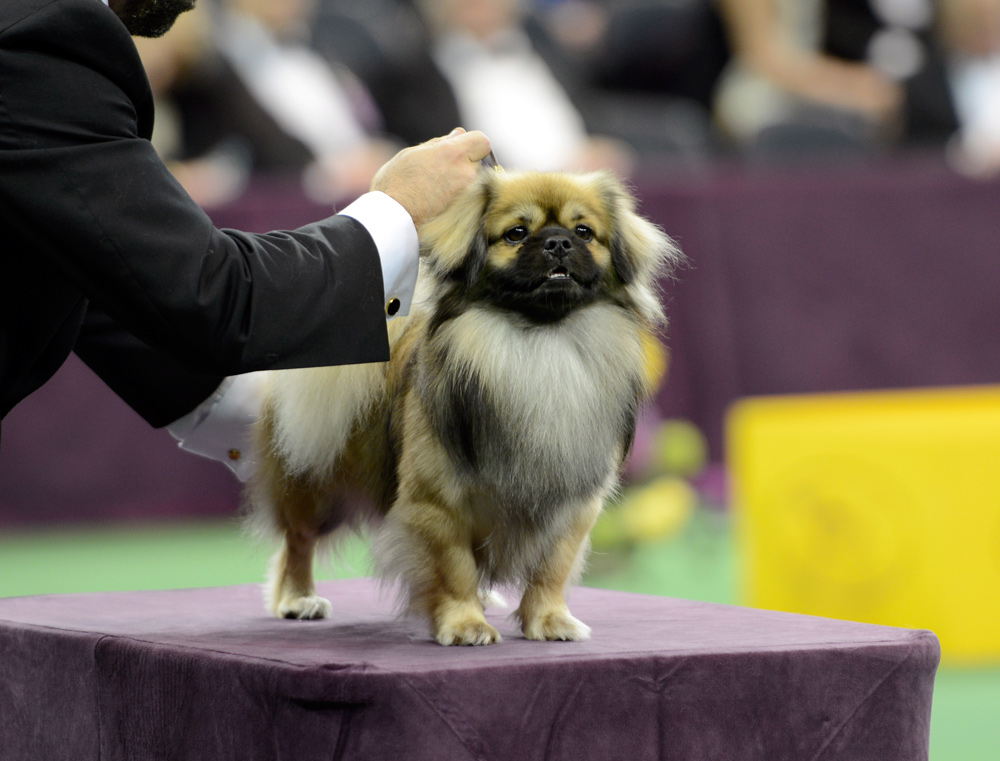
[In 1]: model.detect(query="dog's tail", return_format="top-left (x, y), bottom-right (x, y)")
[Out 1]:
top-left (259, 361), bottom-right (389, 481)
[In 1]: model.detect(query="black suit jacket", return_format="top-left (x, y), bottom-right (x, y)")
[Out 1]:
top-left (0, 0), bottom-right (391, 430)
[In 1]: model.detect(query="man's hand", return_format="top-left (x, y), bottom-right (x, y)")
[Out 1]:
top-left (370, 128), bottom-right (492, 232)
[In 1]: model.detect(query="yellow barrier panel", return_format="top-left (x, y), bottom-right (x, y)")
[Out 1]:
top-left (728, 386), bottom-right (1000, 664)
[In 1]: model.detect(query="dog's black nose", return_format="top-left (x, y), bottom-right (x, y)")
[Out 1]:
top-left (543, 235), bottom-right (573, 259)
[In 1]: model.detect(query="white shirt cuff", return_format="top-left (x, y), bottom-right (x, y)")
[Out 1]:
top-left (166, 372), bottom-right (268, 482)
top-left (338, 191), bottom-right (419, 319)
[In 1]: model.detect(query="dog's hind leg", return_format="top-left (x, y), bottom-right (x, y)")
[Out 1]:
top-left (515, 495), bottom-right (604, 641)
top-left (252, 376), bottom-right (377, 621)
top-left (258, 463), bottom-right (340, 620)
top-left (267, 524), bottom-right (331, 620)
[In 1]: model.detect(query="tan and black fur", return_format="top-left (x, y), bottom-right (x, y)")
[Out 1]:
top-left (248, 170), bottom-right (681, 645)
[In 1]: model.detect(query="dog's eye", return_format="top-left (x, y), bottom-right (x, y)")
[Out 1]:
top-left (575, 225), bottom-right (594, 242)
top-left (504, 226), bottom-right (529, 244)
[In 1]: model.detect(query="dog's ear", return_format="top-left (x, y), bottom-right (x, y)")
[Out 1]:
top-left (593, 172), bottom-right (680, 286)
top-left (456, 222), bottom-right (490, 288)
top-left (421, 173), bottom-right (494, 286)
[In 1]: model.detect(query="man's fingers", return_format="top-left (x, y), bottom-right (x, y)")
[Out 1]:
top-left (445, 129), bottom-right (491, 163)
top-left (369, 129), bottom-right (493, 229)
top-left (416, 129), bottom-right (491, 164)
top-left (422, 127), bottom-right (467, 147)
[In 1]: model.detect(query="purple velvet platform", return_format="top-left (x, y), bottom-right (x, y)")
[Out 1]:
top-left (0, 579), bottom-right (937, 760)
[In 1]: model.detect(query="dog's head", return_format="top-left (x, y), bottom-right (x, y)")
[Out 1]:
top-left (420, 170), bottom-right (681, 324)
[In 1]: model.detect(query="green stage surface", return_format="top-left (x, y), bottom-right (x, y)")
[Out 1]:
top-left (1, 510), bottom-right (996, 760)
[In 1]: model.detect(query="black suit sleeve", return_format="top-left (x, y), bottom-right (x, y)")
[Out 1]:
top-left (0, 0), bottom-right (390, 381)
top-left (73, 307), bottom-right (225, 428)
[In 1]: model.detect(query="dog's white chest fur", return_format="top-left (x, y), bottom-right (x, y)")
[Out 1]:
top-left (426, 303), bottom-right (645, 513)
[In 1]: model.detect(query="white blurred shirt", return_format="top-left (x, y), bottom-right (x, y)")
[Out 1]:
top-left (431, 30), bottom-right (587, 171)
top-left (213, 10), bottom-right (374, 162)
top-left (950, 55), bottom-right (1000, 169)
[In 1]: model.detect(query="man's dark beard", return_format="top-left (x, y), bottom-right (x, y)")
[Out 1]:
top-left (114, 0), bottom-right (197, 38)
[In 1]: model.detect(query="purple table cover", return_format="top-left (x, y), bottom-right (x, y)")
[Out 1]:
top-left (0, 579), bottom-right (937, 760)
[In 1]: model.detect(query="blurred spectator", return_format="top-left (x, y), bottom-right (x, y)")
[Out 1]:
top-left (312, 0), bottom-right (715, 172)
top-left (134, 8), bottom-right (251, 207)
top-left (136, 0), bottom-right (397, 206)
top-left (713, 0), bottom-right (908, 157)
top-left (310, 0), bottom-right (455, 149)
top-left (939, 0), bottom-right (1000, 175)
top-left (538, 0), bottom-right (729, 115)
top-left (822, 0), bottom-right (960, 146)
top-left (136, 0), bottom-right (398, 204)
top-left (412, 0), bottom-right (638, 172)
top-left (210, 0), bottom-right (399, 201)
top-left (534, 0), bottom-right (729, 162)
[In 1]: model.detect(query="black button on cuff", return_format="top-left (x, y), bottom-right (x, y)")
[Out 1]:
top-left (386, 297), bottom-right (401, 316)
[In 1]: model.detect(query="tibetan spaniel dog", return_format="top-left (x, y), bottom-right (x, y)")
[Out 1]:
top-left (248, 169), bottom-right (681, 645)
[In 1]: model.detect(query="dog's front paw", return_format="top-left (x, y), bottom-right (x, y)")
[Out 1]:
top-left (521, 609), bottom-right (591, 642)
top-left (435, 617), bottom-right (502, 646)
top-left (429, 599), bottom-right (502, 645)
top-left (275, 595), bottom-right (332, 620)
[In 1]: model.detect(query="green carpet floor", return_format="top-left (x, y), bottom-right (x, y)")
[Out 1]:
top-left (1, 510), bottom-right (996, 759)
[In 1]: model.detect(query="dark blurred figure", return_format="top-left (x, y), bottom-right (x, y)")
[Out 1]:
top-left (311, 0), bottom-right (456, 149)
top-left (312, 0), bottom-right (717, 169)
top-left (539, 0), bottom-right (730, 115)
top-left (536, 0), bottom-right (731, 161)
top-left (414, 0), bottom-right (640, 172)
top-left (822, 0), bottom-right (959, 146)
top-left (818, 0), bottom-right (1000, 172)
top-left (211, 0), bottom-right (398, 201)
top-left (135, 7), bottom-right (252, 207)
top-left (713, 0), bottom-right (907, 158)
top-left (711, 0), bottom-right (997, 163)
top-left (138, 0), bottom-right (398, 205)
top-left (939, 0), bottom-right (1000, 175)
